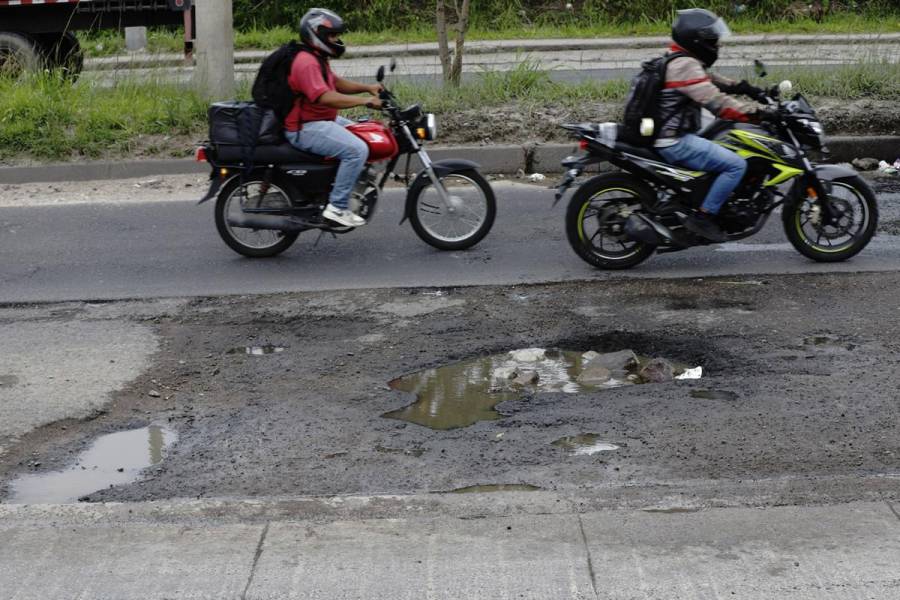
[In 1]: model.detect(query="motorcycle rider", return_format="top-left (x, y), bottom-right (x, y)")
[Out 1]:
top-left (284, 8), bottom-right (383, 228)
top-left (654, 8), bottom-right (769, 242)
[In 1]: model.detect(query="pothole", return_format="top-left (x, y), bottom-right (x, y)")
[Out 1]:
top-left (383, 348), bottom-right (701, 430)
top-left (228, 345), bottom-right (286, 356)
top-left (552, 434), bottom-right (620, 455)
top-left (5, 425), bottom-right (177, 504)
top-left (448, 484), bottom-right (541, 493)
top-left (0, 375), bottom-right (18, 388)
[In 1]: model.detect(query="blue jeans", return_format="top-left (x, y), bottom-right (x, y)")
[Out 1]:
top-left (285, 116), bottom-right (368, 210)
top-left (658, 134), bottom-right (747, 215)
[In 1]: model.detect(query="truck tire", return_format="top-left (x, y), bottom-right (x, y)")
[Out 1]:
top-left (0, 32), bottom-right (43, 78)
top-left (39, 32), bottom-right (84, 80)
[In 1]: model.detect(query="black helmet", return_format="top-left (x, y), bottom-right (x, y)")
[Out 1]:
top-left (299, 8), bottom-right (347, 58)
top-left (672, 8), bottom-right (731, 67)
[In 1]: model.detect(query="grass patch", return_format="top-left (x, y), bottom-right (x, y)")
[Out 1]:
top-left (2, 58), bottom-right (898, 162)
top-left (78, 13), bottom-right (900, 57)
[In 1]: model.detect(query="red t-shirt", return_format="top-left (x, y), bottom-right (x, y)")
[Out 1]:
top-left (285, 51), bottom-right (338, 131)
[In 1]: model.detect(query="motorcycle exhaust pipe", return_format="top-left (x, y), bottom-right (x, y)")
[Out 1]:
top-left (624, 214), bottom-right (666, 245)
top-left (226, 213), bottom-right (309, 232)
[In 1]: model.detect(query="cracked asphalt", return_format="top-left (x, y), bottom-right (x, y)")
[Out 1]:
top-left (2, 269), bottom-right (899, 509)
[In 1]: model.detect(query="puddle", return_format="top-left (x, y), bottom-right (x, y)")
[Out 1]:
top-left (383, 348), bottom-right (700, 430)
top-left (448, 484), bottom-right (541, 494)
top-left (552, 434), bottom-right (620, 455)
top-left (228, 345), bottom-right (285, 356)
top-left (690, 389), bottom-right (739, 401)
top-left (6, 426), bottom-right (177, 504)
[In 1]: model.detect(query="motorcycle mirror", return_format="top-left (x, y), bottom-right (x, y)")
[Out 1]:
top-left (753, 59), bottom-right (768, 78)
top-left (778, 80), bottom-right (793, 96)
top-left (390, 58), bottom-right (397, 72)
top-left (376, 65), bottom-right (385, 83)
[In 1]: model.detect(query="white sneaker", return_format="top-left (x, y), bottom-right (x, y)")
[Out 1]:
top-left (322, 203), bottom-right (366, 228)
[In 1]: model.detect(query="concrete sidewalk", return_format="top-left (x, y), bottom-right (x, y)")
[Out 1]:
top-left (2, 494), bottom-right (899, 599)
top-left (85, 32), bottom-right (900, 70)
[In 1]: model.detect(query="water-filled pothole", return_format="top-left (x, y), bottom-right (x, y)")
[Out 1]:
top-left (448, 484), bottom-right (541, 494)
top-left (383, 348), bottom-right (700, 430)
top-left (552, 434), bottom-right (621, 455)
top-left (6, 425), bottom-right (177, 504)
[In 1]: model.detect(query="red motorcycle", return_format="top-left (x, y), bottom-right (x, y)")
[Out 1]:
top-left (197, 63), bottom-right (496, 258)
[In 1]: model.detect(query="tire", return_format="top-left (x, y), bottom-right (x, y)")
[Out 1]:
top-left (783, 176), bottom-right (878, 263)
top-left (39, 32), bottom-right (84, 80)
top-left (214, 175), bottom-right (300, 258)
top-left (408, 169), bottom-right (496, 251)
top-left (565, 173), bottom-right (657, 270)
top-left (0, 32), bottom-right (43, 78)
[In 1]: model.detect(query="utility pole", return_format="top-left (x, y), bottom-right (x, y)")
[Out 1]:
top-left (193, 0), bottom-right (234, 100)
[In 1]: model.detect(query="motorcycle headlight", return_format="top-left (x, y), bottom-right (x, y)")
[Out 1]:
top-left (799, 118), bottom-right (824, 136)
top-left (427, 113), bottom-right (437, 141)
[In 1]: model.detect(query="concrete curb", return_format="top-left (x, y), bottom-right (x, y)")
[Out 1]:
top-left (84, 33), bottom-right (900, 70)
top-left (2, 136), bottom-right (897, 185)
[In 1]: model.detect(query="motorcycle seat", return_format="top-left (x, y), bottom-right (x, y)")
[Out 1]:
top-left (614, 142), bottom-right (662, 162)
top-left (213, 143), bottom-right (329, 165)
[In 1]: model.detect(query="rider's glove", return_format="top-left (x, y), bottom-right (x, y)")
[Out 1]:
top-left (733, 79), bottom-right (767, 100)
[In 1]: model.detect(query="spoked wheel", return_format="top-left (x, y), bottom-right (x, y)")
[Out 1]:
top-left (214, 177), bottom-right (300, 258)
top-left (565, 174), bottom-right (656, 269)
top-left (408, 169), bottom-right (496, 251)
top-left (783, 176), bottom-right (878, 262)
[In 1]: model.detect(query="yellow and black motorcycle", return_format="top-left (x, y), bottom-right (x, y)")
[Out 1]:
top-left (554, 80), bottom-right (878, 270)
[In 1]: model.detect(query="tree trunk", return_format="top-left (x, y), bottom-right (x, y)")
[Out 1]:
top-left (435, 0), bottom-right (471, 87)
top-left (435, 1), bottom-right (452, 82)
top-left (449, 0), bottom-right (471, 87)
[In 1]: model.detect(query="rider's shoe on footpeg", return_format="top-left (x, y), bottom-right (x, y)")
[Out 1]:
top-left (682, 210), bottom-right (726, 243)
top-left (322, 204), bottom-right (366, 228)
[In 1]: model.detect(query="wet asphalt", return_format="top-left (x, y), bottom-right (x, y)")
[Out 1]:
top-left (2, 269), bottom-right (900, 508)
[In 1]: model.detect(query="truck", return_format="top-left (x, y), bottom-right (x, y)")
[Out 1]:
top-left (0, 0), bottom-right (192, 78)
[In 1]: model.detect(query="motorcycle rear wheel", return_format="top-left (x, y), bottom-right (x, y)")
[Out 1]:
top-left (214, 176), bottom-right (300, 258)
top-left (783, 176), bottom-right (878, 262)
top-left (565, 174), bottom-right (656, 270)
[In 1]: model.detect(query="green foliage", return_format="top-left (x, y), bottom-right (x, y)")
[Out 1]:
top-left (228, 0), bottom-right (898, 31)
top-left (0, 73), bottom-right (208, 161)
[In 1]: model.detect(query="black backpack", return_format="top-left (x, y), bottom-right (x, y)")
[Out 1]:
top-left (251, 41), bottom-right (328, 122)
top-left (622, 52), bottom-right (685, 146)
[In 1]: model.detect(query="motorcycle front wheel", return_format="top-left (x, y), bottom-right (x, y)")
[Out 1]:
top-left (565, 173), bottom-right (656, 270)
top-left (408, 169), bottom-right (496, 251)
top-left (214, 176), bottom-right (300, 258)
top-left (783, 176), bottom-right (878, 262)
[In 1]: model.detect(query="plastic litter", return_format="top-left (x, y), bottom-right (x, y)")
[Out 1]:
top-left (528, 173), bottom-right (546, 183)
top-left (676, 366), bottom-right (703, 380)
top-left (877, 160), bottom-right (899, 175)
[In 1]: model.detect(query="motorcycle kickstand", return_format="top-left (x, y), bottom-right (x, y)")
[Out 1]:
top-left (313, 230), bottom-right (338, 248)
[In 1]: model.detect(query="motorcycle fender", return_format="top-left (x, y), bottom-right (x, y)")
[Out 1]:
top-left (814, 164), bottom-right (858, 182)
top-left (400, 159), bottom-right (481, 224)
top-left (198, 171), bottom-right (229, 205)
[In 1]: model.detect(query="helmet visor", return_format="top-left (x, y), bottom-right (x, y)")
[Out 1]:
top-left (700, 17), bottom-right (732, 41)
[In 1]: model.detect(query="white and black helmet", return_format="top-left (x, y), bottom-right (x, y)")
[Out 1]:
top-left (299, 8), bottom-right (347, 58)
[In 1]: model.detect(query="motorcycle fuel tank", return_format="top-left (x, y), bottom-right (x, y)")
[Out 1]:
top-left (347, 121), bottom-right (399, 163)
